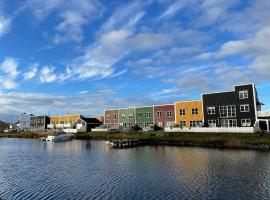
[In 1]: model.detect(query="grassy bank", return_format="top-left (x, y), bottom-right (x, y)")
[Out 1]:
top-left (77, 131), bottom-right (270, 150)
top-left (0, 131), bottom-right (48, 138)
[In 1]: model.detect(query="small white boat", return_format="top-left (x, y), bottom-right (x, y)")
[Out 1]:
top-left (46, 133), bottom-right (73, 142)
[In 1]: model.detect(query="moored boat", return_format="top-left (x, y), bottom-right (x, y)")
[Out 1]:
top-left (45, 132), bottom-right (73, 142)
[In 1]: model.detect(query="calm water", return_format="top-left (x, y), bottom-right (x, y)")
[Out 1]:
top-left (1, 138), bottom-right (270, 200)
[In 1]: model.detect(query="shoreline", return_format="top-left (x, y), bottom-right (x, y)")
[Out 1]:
top-left (1, 131), bottom-right (270, 151)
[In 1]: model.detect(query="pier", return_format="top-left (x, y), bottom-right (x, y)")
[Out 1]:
top-left (111, 139), bottom-right (141, 148)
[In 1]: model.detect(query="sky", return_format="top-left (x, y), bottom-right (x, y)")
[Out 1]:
top-left (0, 0), bottom-right (270, 122)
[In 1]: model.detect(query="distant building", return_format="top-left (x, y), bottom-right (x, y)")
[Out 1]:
top-left (175, 100), bottom-right (203, 128)
top-left (0, 120), bottom-right (9, 132)
top-left (119, 108), bottom-right (136, 128)
top-left (30, 115), bottom-right (50, 131)
top-left (105, 109), bottom-right (119, 127)
top-left (202, 83), bottom-right (261, 127)
top-left (154, 104), bottom-right (175, 128)
top-left (19, 113), bottom-right (34, 131)
top-left (74, 117), bottom-right (102, 132)
top-left (135, 106), bottom-right (154, 128)
top-left (48, 114), bottom-right (102, 132)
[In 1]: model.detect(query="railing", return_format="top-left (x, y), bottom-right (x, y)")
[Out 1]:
top-left (164, 127), bottom-right (254, 133)
top-left (258, 111), bottom-right (270, 118)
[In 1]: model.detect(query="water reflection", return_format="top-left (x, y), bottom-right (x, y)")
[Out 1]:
top-left (1, 138), bottom-right (270, 200)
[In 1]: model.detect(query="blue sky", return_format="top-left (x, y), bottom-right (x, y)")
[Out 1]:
top-left (0, 0), bottom-right (270, 122)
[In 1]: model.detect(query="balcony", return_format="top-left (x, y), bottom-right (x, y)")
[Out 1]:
top-left (258, 111), bottom-right (270, 118)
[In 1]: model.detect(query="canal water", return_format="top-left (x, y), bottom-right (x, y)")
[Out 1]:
top-left (1, 138), bottom-right (270, 200)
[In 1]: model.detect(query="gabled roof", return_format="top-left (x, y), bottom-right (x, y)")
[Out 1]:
top-left (81, 117), bottom-right (102, 124)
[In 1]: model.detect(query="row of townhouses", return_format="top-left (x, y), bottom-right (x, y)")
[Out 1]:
top-left (104, 83), bottom-right (266, 129)
top-left (18, 114), bottom-right (102, 133)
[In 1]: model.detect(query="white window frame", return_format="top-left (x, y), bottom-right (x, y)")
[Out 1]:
top-left (128, 115), bottom-right (133, 119)
top-left (219, 105), bottom-right (236, 118)
top-left (192, 108), bottom-right (198, 115)
top-left (113, 115), bottom-right (117, 119)
top-left (121, 114), bottom-right (126, 118)
top-left (207, 107), bottom-right (215, 115)
top-left (180, 121), bottom-right (186, 127)
top-left (157, 111), bottom-right (162, 118)
top-left (157, 122), bottom-right (163, 127)
top-left (137, 112), bottom-right (142, 118)
top-left (241, 119), bottom-right (251, 127)
top-left (208, 120), bottom-right (217, 127)
top-left (146, 112), bottom-right (151, 118)
top-left (166, 111), bottom-right (172, 117)
top-left (239, 90), bottom-right (248, 99)
top-left (220, 119), bottom-right (237, 127)
top-left (240, 104), bottom-right (250, 112)
top-left (179, 109), bottom-right (186, 116)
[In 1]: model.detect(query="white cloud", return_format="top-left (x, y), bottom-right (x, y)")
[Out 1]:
top-left (0, 58), bottom-right (19, 89)
top-left (0, 16), bottom-right (10, 37)
top-left (39, 66), bottom-right (57, 83)
top-left (23, 64), bottom-right (38, 80)
top-left (0, 57), bottom-right (19, 78)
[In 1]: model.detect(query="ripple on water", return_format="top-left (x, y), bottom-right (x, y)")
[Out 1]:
top-left (1, 140), bottom-right (270, 200)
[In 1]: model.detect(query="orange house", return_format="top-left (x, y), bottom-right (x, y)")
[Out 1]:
top-left (174, 100), bottom-right (203, 128)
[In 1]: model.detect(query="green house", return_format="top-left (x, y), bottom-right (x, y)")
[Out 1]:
top-left (135, 106), bottom-right (154, 128)
top-left (119, 108), bottom-right (136, 127)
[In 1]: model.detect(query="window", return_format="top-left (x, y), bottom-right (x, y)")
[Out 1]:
top-left (192, 108), bottom-right (198, 115)
top-left (121, 114), bottom-right (126, 118)
top-left (240, 104), bottom-right (250, 112)
top-left (137, 112), bottom-right (142, 118)
top-left (138, 123), bottom-right (143, 127)
top-left (113, 115), bottom-right (117, 119)
top-left (123, 123), bottom-right (127, 127)
top-left (239, 90), bottom-right (248, 99)
top-left (207, 107), bottom-right (215, 115)
top-left (145, 122), bottom-right (150, 127)
top-left (190, 121), bottom-right (202, 127)
top-left (146, 112), bottom-right (151, 118)
top-left (208, 120), bottom-right (217, 127)
top-left (106, 115), bottom-right (110, 119)
top-left (157, 122), bottom-right (163, 127)
top-left (157, 111), bottom-right (162, 118)
top-left (190, 121), bottom-right (196, 127)
top-left (179, 109), bottom-right (186, 116)
top-left (241, 119), bottom-right (251, 127)
top-left (166, 111), bottom-right (172, 117)
top-left (166, 121), bottom-right (174, 127)
top-left (219, 105), bottom-right (236, 118)
top-left (129, 115), bottom-right (133, 119)
top-left (220, 119), bottom-right (237, 127)
top-left (128, 122), bottom-right (133, 127)
top-left (180, 121), bottom-right (186, 127)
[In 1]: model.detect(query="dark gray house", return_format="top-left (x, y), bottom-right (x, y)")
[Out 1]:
top-left (30, 115), bottom-right (50, 131)
top-left (202, 83), bottom-right (261, 127)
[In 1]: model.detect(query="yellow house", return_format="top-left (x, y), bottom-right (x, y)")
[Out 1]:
top-left (50, 114), bottom-right (82, 125)
top-left (174, 100), bottom-right (203, 128)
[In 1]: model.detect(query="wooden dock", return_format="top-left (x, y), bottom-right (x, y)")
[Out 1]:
top-left (111, 139), bottom-right (141, 148)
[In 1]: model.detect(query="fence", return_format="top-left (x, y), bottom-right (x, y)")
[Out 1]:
top-left (164, 127), bottom-right (254, 133)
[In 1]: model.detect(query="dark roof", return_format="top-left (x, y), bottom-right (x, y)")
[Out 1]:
top-left (81, 117), bottom-right (102, 124)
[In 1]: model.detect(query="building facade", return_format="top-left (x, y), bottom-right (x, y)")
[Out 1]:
top-left (136, 106), bottom-right (154, 128)
top-left (19, 113), bottom-right (34, 131)
top-left (202, 83), bottom-right (260, 127)
top-left (119, 108), bottom-right (136, 127)
top-left (175, 100), bottom-right (203, 128)
top-left (48, 114), bottom-right (82, 130)
top-left (74, 117), bottom-right (102, 132)
top-left (154, 104), bottom-right (175, 128)
top-left (30, 115), bottom-right (50, 131)
top-left (104, 109), bottom-right (119, 127)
